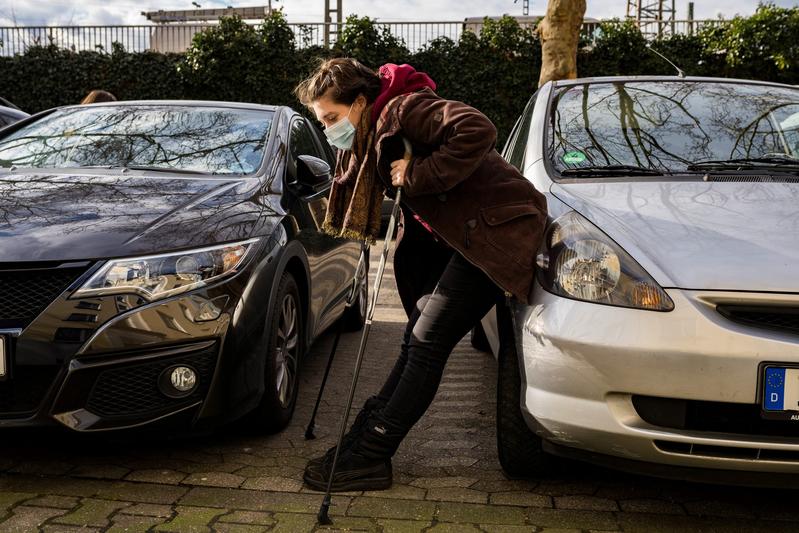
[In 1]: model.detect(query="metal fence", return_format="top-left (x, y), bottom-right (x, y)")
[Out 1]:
top-left (0, 19), bottom-right (726, 57)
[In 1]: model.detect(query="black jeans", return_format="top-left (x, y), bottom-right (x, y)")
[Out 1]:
top-left (362, 251), bottom-right (500, 457)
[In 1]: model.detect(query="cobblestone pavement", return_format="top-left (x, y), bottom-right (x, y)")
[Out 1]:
top-left (1, 244), bottom-right (799, 532)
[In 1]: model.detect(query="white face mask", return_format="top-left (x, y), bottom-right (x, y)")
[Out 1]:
top-left (324, 103), bottom-right (356, 151)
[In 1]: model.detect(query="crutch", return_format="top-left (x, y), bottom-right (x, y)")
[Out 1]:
top-left (304, 241), bottom-right (368, 440)
top-left (317, 138), bottom-right (411, 525)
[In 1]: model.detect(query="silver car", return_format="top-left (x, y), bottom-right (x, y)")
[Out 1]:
top-left (487, 76), bottom-right (799, 485)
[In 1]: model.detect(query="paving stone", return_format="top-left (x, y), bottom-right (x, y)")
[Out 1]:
top-left (218, 510), bottom-right (276, 526)
top-left (71, 464), bottom-right (131, 480)
top-left (347, 496), bottom-right (437, 521)
top-left (26, 495), bottom-right (80, 510)
top-left (363, 483), bottom-right (427, 501)
top-left (425, 487), bottom-right (487, 504)
top-left (118, 503), bottom-right (174, 517)
top-left (154, 505), bottom-right (228, 532)
top-left (125, 469), bottom-right (188, 485)
top-left (0, 505), bottom-right (68, 532)
top-left (0, 492), bottom-right (36, 514)
top-left (240, 476), bottom-right (304, 492)
top-left (269, 512), bottom-right (318, 532)
top-left (182, 472), bottom-right (245, 488)
top-left (683, 499), bottom-right (757, 519)
top-left (9, 460), bottom-right (74, 476)
top-left (421, 440), bottom-right (477, 450)
top-left (377, 518), bottom-right (432, 533)
top-left (180, 486), bottom-right (348, 514)
top-left (410, 477), bottom-right (478, 489)
top-left (41, 525), bottom-right (102, 532)
top-left (554, 496), bottom-right (619, 512)
top-left (436, 502), bottom-right (527, 525)
top-left (53, 498), bottom-right (131, 528)
top-left (107, 514), bottom-right (169, 533)
top-left (417, 456), bottom-right (479, 468)
top-left (490, 492), bottom-right (552, 508)
top-left (223, 454), bottom-right (278, 467)
top-left (316, 516), bottom-right (377, 531)
top-left (94, 481), bottom-right (189, 504)
top-left (616, 512), bottom-right (796, 533)
top-left (619, 498), bottom-right (685, 515)
top-left (426, 523), bottom-right (483, 532)
top-left (213, 524), bottom-right (270, 533)
top-left (480, 525), bottom-right (537, 533)
top-left (525, 508), bottom-right (618, 531)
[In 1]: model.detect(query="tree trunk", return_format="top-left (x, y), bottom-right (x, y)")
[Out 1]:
top-left (537, 0), bottom-right (587, 86)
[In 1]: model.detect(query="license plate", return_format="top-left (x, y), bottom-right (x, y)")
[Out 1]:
top-left (762, 365), bottom-right (799, 420)
top-left (0, 336), bottom-right (5, 379)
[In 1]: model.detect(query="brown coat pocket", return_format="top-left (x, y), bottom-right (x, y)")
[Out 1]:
top-left (480, 202), bottom-right (544, 267)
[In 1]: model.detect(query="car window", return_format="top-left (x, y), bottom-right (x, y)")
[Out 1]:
top-left (548, 81), bottom-right (799, 177)
top-left (506, 94), bottom-right (536, 170)
top-left (0, 105), bottom-right (273, 175)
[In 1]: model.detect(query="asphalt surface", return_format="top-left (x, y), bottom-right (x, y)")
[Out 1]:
top-left (0, 243), bottom-right (798, 532)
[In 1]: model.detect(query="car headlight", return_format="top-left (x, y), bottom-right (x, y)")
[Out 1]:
top-left (536, 211), bottom-right (673, 311)
top-left (72, 239), bottom-right (259, 301)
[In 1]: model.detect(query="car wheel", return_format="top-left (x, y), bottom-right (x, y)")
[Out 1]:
top-left (470, 322), bottom-right (491, 353)
top-left (339, 253), bottom-right (369, 332)
top-left (250, 271), bottom-right (304, 433)
top-left (496, 305), bottom-right (559, 478)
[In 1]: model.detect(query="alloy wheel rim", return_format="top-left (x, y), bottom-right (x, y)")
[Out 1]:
top-left (275, 293), bottom-right (299, 409)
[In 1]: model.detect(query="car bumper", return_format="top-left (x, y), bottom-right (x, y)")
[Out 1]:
top-left (1, 240), bottom-right (278, 432)
top-left (517, 281), bottom-right (799, 474)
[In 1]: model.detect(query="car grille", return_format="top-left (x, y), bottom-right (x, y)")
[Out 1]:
top-left (717, 305), bottom-right (799, 337)
top-left (0, 366), bottom-right (60, 415)
top-left (633, 395), bottom-right (799, 438)
top-left (0, 265), bottom-right (87, 326)
top-left (86, 343), bottom-right (218, 419)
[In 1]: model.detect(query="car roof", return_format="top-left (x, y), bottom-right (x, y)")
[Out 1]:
top-left (56, 100), bottom-right (282, 113)
top-left (552, 75), bottom-right (799, 90)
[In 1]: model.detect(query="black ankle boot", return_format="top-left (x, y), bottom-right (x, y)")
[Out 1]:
top-left (302, 447), bottom-right (392, 492)
top-left (305, 396), bottom-right (386, 472)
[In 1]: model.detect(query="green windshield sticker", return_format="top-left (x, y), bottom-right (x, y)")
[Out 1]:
top-left (562, 151), bottom-right (587, 164)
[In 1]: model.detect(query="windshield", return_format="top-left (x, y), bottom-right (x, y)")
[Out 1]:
top-left (0, 105), bottom-right (273, 175)
top-left (548, 81), bottom-right (799, 176)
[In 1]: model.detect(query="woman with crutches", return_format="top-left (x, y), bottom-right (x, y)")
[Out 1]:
top-left (294, 58), bottom-right (548, 492)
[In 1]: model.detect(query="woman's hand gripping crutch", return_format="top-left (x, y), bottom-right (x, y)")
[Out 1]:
top-left (317, 138), bottom-right (411, 525)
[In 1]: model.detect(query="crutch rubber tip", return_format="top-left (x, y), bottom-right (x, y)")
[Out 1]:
top-left (304, 427), bottom-right (317, 440)
top-left (317, 497), bottom-right (333, 525)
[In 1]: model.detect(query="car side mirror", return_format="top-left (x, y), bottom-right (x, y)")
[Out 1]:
top-left (295, 155), bottom-right (331, 193)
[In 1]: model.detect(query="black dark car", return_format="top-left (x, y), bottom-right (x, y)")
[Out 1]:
top-left (0, 101), bottom-right (368, 433)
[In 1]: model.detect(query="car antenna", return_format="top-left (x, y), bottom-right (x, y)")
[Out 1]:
top-left (646, 43), bottom-right (686, 78)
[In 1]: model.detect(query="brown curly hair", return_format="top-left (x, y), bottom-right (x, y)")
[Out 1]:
top-left (294, 58), bottom-right (382, 107)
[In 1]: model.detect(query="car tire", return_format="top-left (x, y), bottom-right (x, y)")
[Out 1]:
top-left (250, 271), bottom-right (304, 433)
top-left (496, 304), bottom-right (559, 478)
top-left (339, 254), bottom-right (369, 332)
top-left (470, 322), bottom-right (491, 353)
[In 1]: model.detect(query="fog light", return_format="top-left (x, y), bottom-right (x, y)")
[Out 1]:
top-left (159, 365), bottom-right (198, 398)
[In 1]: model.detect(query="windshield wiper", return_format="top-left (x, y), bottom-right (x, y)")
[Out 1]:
top-left (687, 156), bottom-right (799, 171)
top-left (560, 165), bottom-right (668, 177)
top-left (122, 165), bottom-right (208, 175)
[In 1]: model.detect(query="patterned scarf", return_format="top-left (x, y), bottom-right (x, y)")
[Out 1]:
top-left (322, 104), bottom-right (386, 243)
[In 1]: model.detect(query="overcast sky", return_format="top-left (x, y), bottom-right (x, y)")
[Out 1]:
top-left (1, 0), bottom-right (796, 27)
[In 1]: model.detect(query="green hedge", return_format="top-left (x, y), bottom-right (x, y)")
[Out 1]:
top-left (2, 5), bottom-right (798, 146)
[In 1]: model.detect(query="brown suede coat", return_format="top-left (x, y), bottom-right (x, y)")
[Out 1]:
top-left (374, 88), bottom-right (548, 304)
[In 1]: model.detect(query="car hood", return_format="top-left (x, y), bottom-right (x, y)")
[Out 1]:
top-left (550, 179), bottom-right (799, 292)
top-left (0, 170), bottom-right (276, 262)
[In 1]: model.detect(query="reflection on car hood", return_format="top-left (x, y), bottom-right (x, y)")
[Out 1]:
top-left (0, 171), bottom-right (274, 262)
top-left (551, 180), bottom-right (799, 292)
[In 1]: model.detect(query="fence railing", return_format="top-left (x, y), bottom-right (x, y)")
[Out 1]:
top-left (0, 19), bottom-right (727, 57)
